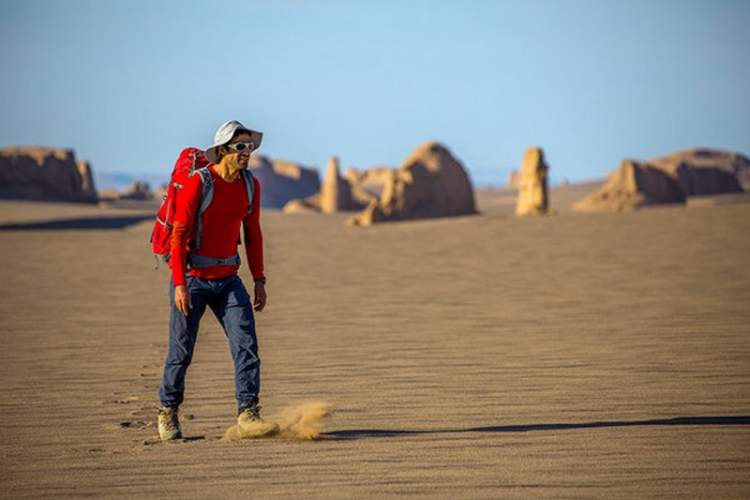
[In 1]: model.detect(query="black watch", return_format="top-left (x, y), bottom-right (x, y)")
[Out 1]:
top-left (254, 277), bottom-right (267, 285)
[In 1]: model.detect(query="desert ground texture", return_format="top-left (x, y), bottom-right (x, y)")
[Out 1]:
top-left (1, 188), bottom-right (749, 498)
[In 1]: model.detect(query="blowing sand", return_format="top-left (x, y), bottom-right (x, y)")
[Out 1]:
top-left (0, 192), bottom-right (749, 498)
top-left (223, 401), bottom-right (332, 441)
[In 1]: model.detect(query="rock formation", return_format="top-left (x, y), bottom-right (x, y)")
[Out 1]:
top-left (282, 157), bottom-right (374, 214)
top-left (319, 156), bottom-right (366, 213)
top-left (248, 156), bottom-right (320, 209)
top-left (0, 147), bottom-right (98, 203)
top-left (281, 197), bottom-right (321, 214)
top-left (648, 149), bottom-right (747, 195)
top-left (515, 147), bottom-right (549, 216)
top-left (76, 160), bottom-right (96, 199)
top-left (506, 170), bottom-right (521, 190)
top-left (574, 148), bottom-right (747, 212)
top-left (98, 180), bottom-right (154, 202)
top-left (343, 167), bottom-right (393, 200)
top-left (119, 181), bottom-right (153, 200)
top-left (349, 142), bottom-right (477, 226)
top-left (574, 160), bottom-right (686, 212)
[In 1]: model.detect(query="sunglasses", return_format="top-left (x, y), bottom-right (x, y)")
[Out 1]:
top-left (226, 141), bottom-right (256, 152)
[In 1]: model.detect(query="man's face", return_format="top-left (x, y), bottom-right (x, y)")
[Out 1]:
top-left (228, 132), bottom-right (253, 167)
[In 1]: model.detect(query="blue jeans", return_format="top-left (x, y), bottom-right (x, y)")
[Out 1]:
top-left (159, 274), bottom-right (260, 411)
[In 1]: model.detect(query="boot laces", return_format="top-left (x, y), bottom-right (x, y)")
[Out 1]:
top-left (240, 405), bottom-right (262, 421)
top-left (159, 407), bottom-right (179, 430)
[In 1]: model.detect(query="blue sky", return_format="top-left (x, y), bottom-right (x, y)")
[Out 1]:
top-left (1, 0), bottom-right (749, 187)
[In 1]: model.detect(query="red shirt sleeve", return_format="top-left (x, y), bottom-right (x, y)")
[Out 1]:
top-left (242, 177), bottom-right (264, 280)
top-left (170, 174), bottom-right (202, 286)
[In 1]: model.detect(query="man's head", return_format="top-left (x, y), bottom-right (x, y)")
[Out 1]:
top-left (205, 120), bottom-right (263, 166)
top-left (218, 131), bottom-right (255, 168)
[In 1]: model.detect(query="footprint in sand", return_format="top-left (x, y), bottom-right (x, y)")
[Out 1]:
top-left (111, 395), bottom-right (141, 404)
top-left (118, 420), bottom-right (151, 430)
top-left (142, 436), bottom-right (207, 446)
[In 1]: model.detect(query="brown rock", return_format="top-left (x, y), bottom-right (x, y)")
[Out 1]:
top-left (319, 157), bottom-right (366, 213)
top-left (574, 148), bottom-right (747, 213)
top-left (515, 148), bottom-right (549, 215)
top-left (118, 181), bottom-right (153, 201)
top-left (76, 160), bottom-right (96, 198)
top-left (648, 149), bottom-right (747, 195)
top-left (346, 200), bottom-right (381, 226)
top-left (97, 189), bottom-right (121, 202)
top-left (282, 194), bottom-right (321, 214)
top-left (507, 170), bottom-right (521, 190)
top-left (344, 167), bottom-right (393, 196)
top-left (283, 158), bottom-right (375, 215)
top-left (343, 167), bottom-right (395, 207)
top-left (574, 160), bottom-right (686, 212)
top-left (349, 142), bottom-right (477, 226)
top-left (248, 155), bottom-right (320, 208)
top-left (0, 146), bottom-right (98, 203)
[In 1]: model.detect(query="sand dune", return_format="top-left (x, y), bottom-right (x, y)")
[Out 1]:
top-left (1, 193), bottom-right (749, 498)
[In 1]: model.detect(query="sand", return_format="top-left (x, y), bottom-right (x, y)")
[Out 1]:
top-left (1, 190), bottom-right (749, 498)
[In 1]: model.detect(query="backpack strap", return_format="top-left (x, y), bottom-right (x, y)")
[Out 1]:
top-left (240, 169), bottom-right (255, 215)
top-left (191, 167), bottom-right (214, 251)
top-left (189, 149), bottom-right (201, 174)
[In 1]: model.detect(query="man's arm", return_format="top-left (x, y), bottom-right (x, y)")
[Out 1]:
top-left (170, 174), bottom-right (202, 287)
top-left (242, 177), bottom-right (264, 280)
top-left (242, 177), bottom-right (266, 311)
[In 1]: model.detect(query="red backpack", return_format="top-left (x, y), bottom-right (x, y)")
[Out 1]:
top-left (149, 147), bottom-right (255, 267)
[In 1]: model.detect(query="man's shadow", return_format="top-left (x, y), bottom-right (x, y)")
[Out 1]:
top-left (322, 415), bottom-right (750, 440)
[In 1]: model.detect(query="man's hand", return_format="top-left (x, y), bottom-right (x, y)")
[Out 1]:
top-left (174, 284), bottom-right (192, 316)
top-left (253, 282), bottom-right (267, 312)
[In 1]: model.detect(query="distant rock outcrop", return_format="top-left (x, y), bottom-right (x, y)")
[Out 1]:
top-left (0, 147), bottom-right (98, 203)
top-left (574, 148), bottom-right (747, 212)
top-left (319, 157), bottom-right (367, 213)
top-left (283, 157), bottom-right (380, 214)
top-left (249, 156), bottom-right (320, 208)
top-left (98, 180), bottom-right (154, 202)
top-left (281, 197), bottom-right (321, 214)
top-left (119, 181), bottom-right (153, 200)
top-left (506, 170), bottom-right (521, 190)
top-left (349, 142), bottom-right (477, 226)
top-left (515, 147), bottom-right (549, 216)
top-left (648, 149), bottom-right (747, 195)
top-left (343, 167), bottom-right (393, 199)
top-left (77, 160), bottom-right (96, 199)
top-left (574, 160), bottom-right (686, 212)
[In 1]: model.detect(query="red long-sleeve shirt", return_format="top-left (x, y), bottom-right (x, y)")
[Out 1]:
top-left (170, 165), bottom-right (264, 286)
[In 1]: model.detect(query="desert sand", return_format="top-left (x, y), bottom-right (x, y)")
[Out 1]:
top-left (1, 189), bottom-right (749, 498)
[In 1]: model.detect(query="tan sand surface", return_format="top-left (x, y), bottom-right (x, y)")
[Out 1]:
top-left (1, 195), bottom-right (749, 498)
top-left (0, 200), bottom-right (157, 225)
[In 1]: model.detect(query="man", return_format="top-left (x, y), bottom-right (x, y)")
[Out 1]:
top-left (157, 120), bottom-right (279, 440)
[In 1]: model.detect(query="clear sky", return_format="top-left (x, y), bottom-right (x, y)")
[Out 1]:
top-left (1, 0), bottom-right (749, 186)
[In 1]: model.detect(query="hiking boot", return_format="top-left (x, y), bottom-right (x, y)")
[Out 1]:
top-left (237, 405), bottom-right (279, 438)
top-left (157, 406), bottom-right (182, 441)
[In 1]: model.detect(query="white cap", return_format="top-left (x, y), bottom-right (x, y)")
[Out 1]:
top-left (205, 120), bottom-right (263, 163)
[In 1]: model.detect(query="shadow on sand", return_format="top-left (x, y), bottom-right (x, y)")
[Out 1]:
top-left (0, 215), bottom-right (153, 231)
top-left (322, 415), bottom-right (750, 440)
